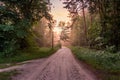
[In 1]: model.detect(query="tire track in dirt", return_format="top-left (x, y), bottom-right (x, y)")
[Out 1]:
top-left (12, 47), bottom-right (97, 80)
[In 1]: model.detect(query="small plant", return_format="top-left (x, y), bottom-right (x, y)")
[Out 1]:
top-left (106, 45), bottom-right (116, 53)
top-left (0, 70), bottom-right (19, 80)
top-left (71, 47), bottom-right (120, 80)
top-left (0, 47), bottom-right (58, 64)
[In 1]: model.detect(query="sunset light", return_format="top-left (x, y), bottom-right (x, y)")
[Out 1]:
top-left (53, 27), bottom-right (62, 34)
top-left (50, 0), bottom-right (70, 25)
top-left (1, 0), bottom-right (119, 80)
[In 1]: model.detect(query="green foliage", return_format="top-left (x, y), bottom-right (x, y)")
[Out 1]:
top-left (0, 70), bottom-right (19, 80)
top-left (71, 47), bottom-right (120, 73)
top-left (0, 24), bottom-right (18, 57)
top-left (70, 15), bottom-right (86, 46)
top-left (102, 74), bottom-right (120, 80)
top-left (0, 47), bottom-right (58, 64)
top-left (15, 19), bottom-right (30, 38)
top-left (87, 15), bottom-right (103, 49)
top-left (88, 0), bottom-right (120, 51)
top-left (71, 46), bottom-right (120, 80)
top-left (106, 45), bottom-right (116, 53)
top-left (63, 0), bottom-right (120, 51)
top-left (0, 0), bottom-right (52, 57)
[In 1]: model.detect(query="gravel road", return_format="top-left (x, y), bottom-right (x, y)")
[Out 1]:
top-left (12, 47), bottom-right (97, 80)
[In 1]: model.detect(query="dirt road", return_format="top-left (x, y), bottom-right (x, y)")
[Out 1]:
top-left (12, 47), bottom-right (97, 80)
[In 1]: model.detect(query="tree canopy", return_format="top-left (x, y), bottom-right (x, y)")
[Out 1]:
top-left (62, 0), bottom-right (120, 52)
top-left (0, 0), bottom-right (52, 57)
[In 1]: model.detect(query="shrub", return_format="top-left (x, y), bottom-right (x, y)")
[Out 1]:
top-left (71, 47), bottom-right (120, 73)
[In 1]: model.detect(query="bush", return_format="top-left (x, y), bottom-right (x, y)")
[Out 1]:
top-left (71, 47), bottom-right (120, 80)
top-left (0, 47), bottom-right (58, 64)
top-left (0, 70), bottom-right (19, 80)
top-left (71, 47), bottom-right (120, 73)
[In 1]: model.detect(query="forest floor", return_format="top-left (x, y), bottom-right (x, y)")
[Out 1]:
top-left (0, 47), bottom-right (98, 80)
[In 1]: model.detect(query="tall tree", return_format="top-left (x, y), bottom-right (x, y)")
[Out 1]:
top-left (88, 0), bottom-right (120, 51)
top-left (63, 0), bottom-right (88, 45)
top-left (0, 0), bottom-right (52, 57)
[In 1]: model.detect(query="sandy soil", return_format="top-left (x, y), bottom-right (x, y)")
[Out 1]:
top-left (12, 47), bottom-right (97, 80)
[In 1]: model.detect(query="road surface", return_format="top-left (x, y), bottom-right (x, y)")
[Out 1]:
top-left (12, 47), bottom-right (97, 80)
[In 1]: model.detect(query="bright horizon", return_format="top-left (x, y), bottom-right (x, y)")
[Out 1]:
top-left (50, 0), bottom-right (71, 26)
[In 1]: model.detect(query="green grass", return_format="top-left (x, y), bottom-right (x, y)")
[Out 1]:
top-left (71, 46), bottom-right (120, 80)
top-left (0, 64), bottom-right (15, 69)
top-left (0, 47), bottom-right (58, 64)
top-left (0, 70), bottom-right (19, 80)
top-left (102, 74), bottom-right (120, 80)
top-left (0, 47), bottom-right (58, 79)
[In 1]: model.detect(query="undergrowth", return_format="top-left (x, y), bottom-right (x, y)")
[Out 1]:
top-left (0, 70), bottom-right (19, 80)
top-left (71, 46), bottom-right (120, 80)
top-left (0, 47), bottom-right (58, 64)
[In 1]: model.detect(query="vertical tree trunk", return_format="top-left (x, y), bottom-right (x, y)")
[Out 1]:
top-left (81, 0), bottom-right (87, 46)
top-left (51, 29), bottom-right (54, 49)
top-left (49, 21), bottom-right (54, 49)
top-left (89, 0), bottom-right (93, 26)
top-left (112, 0), bottom-right (118, 51)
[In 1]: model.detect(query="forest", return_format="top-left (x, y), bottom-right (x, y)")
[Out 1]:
top-left (63, 0), bottom-right (120, 52)
top-left (62, 0), bottom-right (120, 79)
top-left (0, 0), bottom-right (120, 80)
top-left (0, 0), bottom-right (55, 58)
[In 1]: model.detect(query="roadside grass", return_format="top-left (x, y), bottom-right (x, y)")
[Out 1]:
top-left (0, 47), bottom-right (58, 79)
top-left (0, 47), bottom-right (58, 66)
top-left (0, 70), bottom-right (19, 80)
top-left (71, 46), bottom-right (120, 80)
top-left (0, 64), bottom-right (16, 69)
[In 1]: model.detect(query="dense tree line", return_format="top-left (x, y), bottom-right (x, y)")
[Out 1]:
top-left (0, 0), bottom-right (52, 57)
top-left (63, 0), bottom-right (120, 52)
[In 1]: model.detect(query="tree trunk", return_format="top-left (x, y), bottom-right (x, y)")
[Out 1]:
top-left (81, 0), bottom-right (87, 46)
top-left (51, 29), bottom-right (54, 49)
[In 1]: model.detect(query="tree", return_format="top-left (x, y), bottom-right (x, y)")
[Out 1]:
top-left (88, 0), bottom-right (120, 51)
top-left (0, 0), bottom-right (52, 57)
top-left (63, 0), bottom-right (88, 45)
top-left (62, 0), bottom-right (120, 51)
